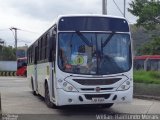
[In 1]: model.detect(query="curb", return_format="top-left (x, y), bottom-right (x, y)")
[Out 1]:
top-left (134, 95), bottom-right (160, 101)
top-left (134, 83), bottom-right (160, 101)
top-left (0, 71), bottom-right (16, 76)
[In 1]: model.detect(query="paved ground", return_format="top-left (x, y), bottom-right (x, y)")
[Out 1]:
top-left (0, 77), bottom-right (160, 120)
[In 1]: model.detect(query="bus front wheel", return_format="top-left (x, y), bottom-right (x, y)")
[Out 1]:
top-left (45, 83), bottom-right (55, 108)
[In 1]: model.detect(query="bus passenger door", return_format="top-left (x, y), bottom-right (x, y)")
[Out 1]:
top-left (49, 32), bottom-right (56, 99)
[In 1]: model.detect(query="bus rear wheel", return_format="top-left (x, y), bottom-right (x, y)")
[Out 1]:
top-left (45, 83), bottom-right (55, 108)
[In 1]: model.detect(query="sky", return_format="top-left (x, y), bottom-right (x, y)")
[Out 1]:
top-left (0, 0), bottom-right (137, 47)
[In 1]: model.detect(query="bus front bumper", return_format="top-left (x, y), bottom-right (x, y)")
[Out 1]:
top-left (56, 87), bottom-right (133, 106)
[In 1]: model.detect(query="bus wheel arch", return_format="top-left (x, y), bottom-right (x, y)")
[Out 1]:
top-left (31, 77), bottom-right (37, 96)
top-left (44, 80), bottom-right (54, 108)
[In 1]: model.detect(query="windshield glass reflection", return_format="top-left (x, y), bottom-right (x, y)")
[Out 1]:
top-left (58, 32), bottom-right (131, 75)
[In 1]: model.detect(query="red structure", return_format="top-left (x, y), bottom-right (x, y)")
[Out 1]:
top-left (134, 55), bottom-right (160, 71)
top-left (16, 57), bottom-right (27, 76)
top-left (134, 55), bottom-right (160, 60)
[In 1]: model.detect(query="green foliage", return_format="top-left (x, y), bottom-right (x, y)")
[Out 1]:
top-left (0, 45), bottom-right (16, 61)
top-left (130, 25), bottom-right (160, 55)
top-left (138, 37), bottom-right (160, 55)
top-left (134, 70), bottom-right (160, 84)
top-left (128, 0), bottom-right (160, 30)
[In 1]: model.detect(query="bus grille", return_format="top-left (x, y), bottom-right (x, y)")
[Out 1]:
top-left (73, 78), bottom-right (121, 85)
top-left (81, 88), bottom-right (113, 91)
top-left (84, 94), bottom-right (111, 100)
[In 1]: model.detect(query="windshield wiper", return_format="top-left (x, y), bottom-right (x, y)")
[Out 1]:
top-left (102, 32), bottom-right (115, 48)
top-left (75, 31), bottom-right (92, 47)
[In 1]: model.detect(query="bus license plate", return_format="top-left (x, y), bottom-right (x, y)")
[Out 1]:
top-left (92, 98), bottom-right (105, 103)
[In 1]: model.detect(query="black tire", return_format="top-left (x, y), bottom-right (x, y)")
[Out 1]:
top-left (45, 83), bottom-right (55, 108)
top-left (101, 103), bottom-right (114, 109)
top-left (31, 79), bottom-right (37, 96)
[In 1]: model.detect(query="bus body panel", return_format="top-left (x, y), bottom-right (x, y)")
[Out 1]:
top-left (27, 64), bottom-right (36, 90)
top-left (55, 66), bottom-right (133, 106)
top-left (36, 62), bottom-right (50, 97)
top-left (56, 87), bottom-right (133, 106)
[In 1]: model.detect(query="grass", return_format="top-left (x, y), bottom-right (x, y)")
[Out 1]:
top-left (134, 70), bottom-right (160, 84)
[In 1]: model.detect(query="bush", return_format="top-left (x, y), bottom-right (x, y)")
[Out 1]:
top-left (134, 70), bottom-right (160, 84)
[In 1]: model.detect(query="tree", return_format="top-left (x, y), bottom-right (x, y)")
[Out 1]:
top-left (0, 46), bottom-right (16, 61)
top-left (128, 0), bottom-right (160, 30)
top-left (138, 37), bottom-right (160, 55)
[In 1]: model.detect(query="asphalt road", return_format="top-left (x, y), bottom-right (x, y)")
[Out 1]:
top-left (0, 77), bottom-right (160, 120)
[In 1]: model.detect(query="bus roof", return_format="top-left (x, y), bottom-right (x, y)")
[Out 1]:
top-left (56, 14), bottom-right (128, 24)
top-left (57, 14), bottom-right (126, 20)
top-left (57, 15), bottom-right (129, 32)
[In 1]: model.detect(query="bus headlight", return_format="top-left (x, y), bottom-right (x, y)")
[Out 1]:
top-left (62, 81), bottom-right (78, 92)
top-left (117, 80), bottom-right (130, 91)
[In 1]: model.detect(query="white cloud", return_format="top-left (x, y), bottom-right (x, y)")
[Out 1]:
top-left (0, 0), bottom-right (137, 47)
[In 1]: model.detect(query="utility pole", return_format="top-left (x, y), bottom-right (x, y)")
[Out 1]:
top-left (124, 0), bottom-right (126, 17)
top-left (10, 27), bottom-right (18, 51)
top-left (102, 0), bottom-right (107, 15)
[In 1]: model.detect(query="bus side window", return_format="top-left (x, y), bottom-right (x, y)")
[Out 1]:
top-left (38, 40), bottom-right (40, 61)
top-left (49, 27), bottom-right (56, 62)
top-left (52, 27), bottom-right (56, 52)
top-left (49, 36), bottom-right (56, 62)
top-left (34, 46), bottom-right (38, 64)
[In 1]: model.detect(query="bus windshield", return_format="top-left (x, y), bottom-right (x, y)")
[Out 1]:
top-left (58, 32), bottom-right (131, 75)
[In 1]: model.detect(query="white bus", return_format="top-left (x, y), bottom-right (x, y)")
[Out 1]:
top-left (27, 15), bottom-right (133, 108)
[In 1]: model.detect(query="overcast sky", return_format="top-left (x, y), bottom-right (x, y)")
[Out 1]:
top-left (0, 0), bottom-right (137, 47)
